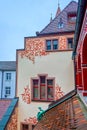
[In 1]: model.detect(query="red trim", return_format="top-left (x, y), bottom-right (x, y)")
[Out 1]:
top-left (47, 85), bottom-right (53, 88)
top-left (33, 86), bottom-right (38, 88)
top-left (40, 84), bottom-right (45, 86)
top-left (83, 91), bottom-right (87, 96)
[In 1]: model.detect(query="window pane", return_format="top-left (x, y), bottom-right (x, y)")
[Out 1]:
top-left (5, 87), bottom-right (11, 95)
top-left (33, 80), bottom-right (38, 85)
top-left (33, 80), bottom-right (38, 99)
top-left (58, 22), bottom-right (64, 28)
top-left (47, 80), bottom-right (53, 85)
top-left (46, 40), bottom-right (51, 50)
top-left (68, 38), bottom-right (73, 49)
top-left (40, 86), bottom-right (45, 99)
top-left (6, 73), bottom-right (11, 80)
top-left (53, 40), bottom-right (58, 50)
top-left (22, 124), bottom-right (28, 130)
top-left (33, 88), bottom-right (38, 98)
top-left (58, 18), bottom-right (64, 29)
top-left (40, 76), bottom-right (46, 99)
top-left (48, 87), bottom-right (53, 99)
top-left (40, 76), bottom-right (45, 84)
top-left (47, 79), bottom-right (53, 100)
top-left (32, 125), bottom-right (35, 130)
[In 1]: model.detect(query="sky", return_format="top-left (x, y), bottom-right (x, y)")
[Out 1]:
top-left (0, 0), bottom-right (78, 61)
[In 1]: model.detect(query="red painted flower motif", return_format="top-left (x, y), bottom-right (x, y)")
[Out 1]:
top-left (19, 38), bottom-right (49, 63)
top-left (59, 37), bottom-right (67, 50)
top-left (21, 86), bottom-right (31, 104)
top-left (55, 84), bottom-right (64, 100)
top-left (24, 116), bottom-right (38, 125)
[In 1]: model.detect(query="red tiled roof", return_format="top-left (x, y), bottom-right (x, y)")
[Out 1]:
top-left (0, 100), bottom-right (11, 120)
top-left (34, 95), bottom-right (87, 130)
top-left (38, 1), bottom-right (78, 36)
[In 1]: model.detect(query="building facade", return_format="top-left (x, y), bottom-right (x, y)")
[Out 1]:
top-left (0, 61), bottom-right (16, 99)
top-left (34, 1), bottom-right (87, 129)
top-left (16, 1), bottom-right (77, 129)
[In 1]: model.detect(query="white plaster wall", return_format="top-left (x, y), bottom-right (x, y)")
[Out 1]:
top-left (17, 51), bottom-right (75, 129)
top-left (0, 71), bottom-right (2, 98)
top-left (2, 71), bottom-right (16, 98)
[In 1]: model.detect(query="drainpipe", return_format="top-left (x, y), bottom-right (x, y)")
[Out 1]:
top-left (73, 54), bottom-right (77, 91)
top-left (1, 71), bottom-right (4, 99)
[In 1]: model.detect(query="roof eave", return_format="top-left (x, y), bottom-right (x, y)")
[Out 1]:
top-left (37, 30), bottom-right (75, 37)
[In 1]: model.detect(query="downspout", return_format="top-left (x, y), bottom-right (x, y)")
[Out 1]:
top-left (1, 71), bottom-right (4, 99)
top-left (73, 55), bottom-right (77, 91)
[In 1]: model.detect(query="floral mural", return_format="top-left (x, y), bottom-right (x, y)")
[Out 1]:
top-left (19, 38), bottom-right (49, 63)
top-left (21, 86), bottom-right (31, 104)
top-left (7, 107), bottom-right (18, 130)
top-left (24, 116), bottom-right (38, 125)
top-left (55, 84), bottom-right (64, 100)
top-left (59, 36), bottom-right (67, 50)
top-left (21, 83), bottom-right (64, 104)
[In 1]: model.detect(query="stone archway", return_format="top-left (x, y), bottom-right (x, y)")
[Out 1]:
top-left (82, 34), bottom-right (87, 96)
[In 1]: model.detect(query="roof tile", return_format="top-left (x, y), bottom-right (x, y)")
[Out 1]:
top-left (34, 95), bottom-right (87, 130)
top-left (38, 1), bottom-right (78, 35)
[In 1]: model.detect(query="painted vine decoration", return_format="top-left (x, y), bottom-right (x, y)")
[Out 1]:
top-left (21, 86), bottom-right (31, 104)
top-left (7, 108), bottom-right (18, 130)
top-left (59, 36), bottom-right (67, 50)
top-left (24, 116), bottom-right (38, 125)
top-left (19, 38), bottom-right (49, 63)
top-left (55, 84), bottom-right (64, 100)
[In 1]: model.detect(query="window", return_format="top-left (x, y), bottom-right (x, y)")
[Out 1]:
top-left (46, 40), bottom-right (51, 50)
top-left (40, 76), bottom-right (46, 99)
top-left (33, 80), bottom-right (38, 99)
top-left (21, 123), bottom-right (35, 130)
top-left (6, 73), bottom-right (11, 80)
top-left (22, 124), bottom-right (29, 130)
top-left (67, 38), bottom-right (73, 49)
top-left (46, 39), bottom-right (58, 51)
top-left (5, 87), bottom-right (11, 97)
top-left (53, 40), bottom-right (58, 50)
top-left (68, 13), bottom-right (77, 23)
top-left (47, 79), bottom-right (53, 99)
top-left (32, 75), bottom-right (55, 101)
top-left (58, 18), bottom-right (64, 29)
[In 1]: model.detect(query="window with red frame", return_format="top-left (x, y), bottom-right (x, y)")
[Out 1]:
top-left (33, 80), bottom-right (38, 99)
top-left (32, 75), bottom-right (54, 101)
top-left (21, 123), bottom-right (35, 130)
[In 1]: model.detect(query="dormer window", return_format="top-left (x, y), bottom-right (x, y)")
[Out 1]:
top-left (58, 18), bottom-right (64, 29)
top-left (68, 12), bottom-right (76, 23)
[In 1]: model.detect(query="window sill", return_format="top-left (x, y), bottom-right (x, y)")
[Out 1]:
top-left (46, 49), bottom-right (73, 52)
top-left (32, 99), bottom-right (54, 102)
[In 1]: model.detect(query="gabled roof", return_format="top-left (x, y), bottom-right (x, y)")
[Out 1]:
top-left (38, 1), bottom-right (78, 36)
top-left (34, 91), bottom-right (87, 130)
top-left (0, 61), bottom-right (16, 71)
top-left (0, 98), bottom-right (18, 130)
